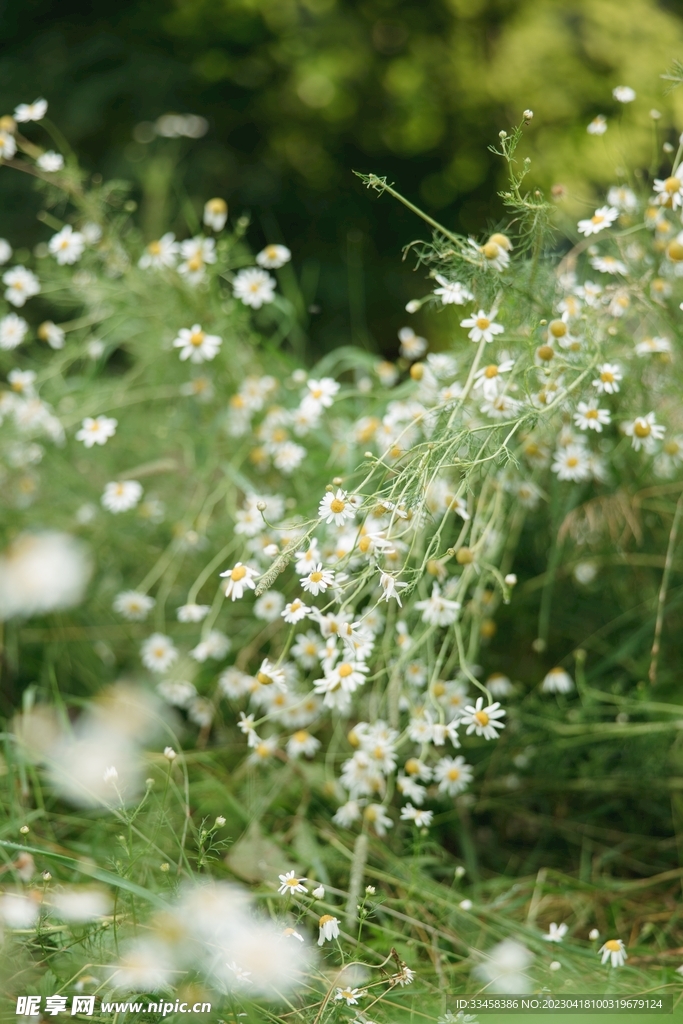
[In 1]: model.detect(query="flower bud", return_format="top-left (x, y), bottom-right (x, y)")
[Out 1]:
top-left (504, 573), bottom-right (517, 586)
top-left (523, 109), bottom-right (534, 120)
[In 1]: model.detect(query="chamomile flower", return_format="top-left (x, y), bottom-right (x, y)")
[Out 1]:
top-left (635, 336), bottom-right (671, 356)
top-left (178, 236), bottom-right (216, 283)
top-left (398, 326), bottom-right (428, 360)
top-left (587, 115), bottom-right (607, 135)
top-left (460, 697), bottom-right (506, 740)
top-left (0, 313), bottom-right (28, 350)
top-left (138, 233), bottom-right (178, 269)
top-left (434, 755), bottom-right (474, 796)
top-left (542, 667), bottom-right (574, 694)
top-left (113, 591), bottom-right (155, 621)
top-left (14, 98), bottom-right (47, 122)
top-left (577, 207), bottom-right (618, 237)
top-left (76, 416), bottom-right (118, 447)
top-left (173, 324), bottom-right (222, 363)
top-left (599, 939), bottom-right (627, 967)
top-left (220, 562), bottom-right (260, 600)
top-left (592, 363), bottom-right (622, 394)
top-left (2, 266), bottom-right (40, 307)
top-left (304, 377), bottom-right (340, 411)
top-left (7, 369), bottom-right (36, 397)
top-left (37, 151), bottom-right (64, 172)
top-left (551, 445), bottom-right (591, 482)
top-left (573, 402), bottom-right (611, 432)
top-left (190, 631), bottom-right (231, 662)
top-left (277, 871), bottom-right (308, 896)
top-left (544, 922), bottom-right (568, 942)
top-left (317, 914), bottom-right (340, 945)
top-left (460, 310), bottom-right (504, 343)
top-left (141, 634), bottom-right (178, 673)
top-left (233, 267), bottom-right (276, 308)
top-left (378, 571), bottom-right (408, 606)
top-left (612, 86), bottom-right (635, 103)
top-left (590, 255), bottom-right (626, 275)
top-left (49, 225), bottom-right (85, 265)
top-left (300, 564), bottom-right (334, 596)
top-left (281, 598), bottom-right (311, 624)
top-left (177, 603), bottom-right (210, 622)
top-left (318, 489), bottom-right (356, 526)
top-left (433, 275), bottom-right (473, 305)
top-left (473, 359), bottom-right (514, 400)
top-left (256, 244), bottom-right (291, 268)
top-left (254, 590), bottom-right (286, 621)
top-left (335, 988), bottom-right (364, 1006)
top-left (415, 583), bottom-right (461, 626)
top-left (286, 730), bottom-right (321, 758)
top-left (203, 198), bottom-right (227, 231)
top-left (400, 804), bottom-right (433, 827)
top-left (623, 412), bottom-right (665, 452)
top-left (101, 480), bottom-right (143, 513)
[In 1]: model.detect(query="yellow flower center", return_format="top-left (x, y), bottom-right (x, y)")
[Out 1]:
top-left (289, 600), bottom-right (301, 612)
top-left (475, 316), bottom-right (490, 330)
top-left (257, 671), bottom-right (273, 685)
top-left (634, 420), bottom-right (651, 438)
top-left (330, 497), bottom-right (345, 513)
top-left (566, 456), bottom-right (578, 468)
top-left (293, 730), bottom-right (309, 743)
top-left (405, 758), bottom-right (420, 775)
top-left (309, 571), bottom-right (323, 583)
top-left (586, 409), bottom-right (598, 419)
top-left (591, 214), bottom-right (605, 225)
top-left (664, 176), bottom-right (682, 193)
top-left (255, 742), bottom-right (270, 757)
top-left (600, 371), bottom-right (614, 383)
top-left (231, 565), bottom-right (247, 581)
top-left (605, 939), bottom-right (621, 952)
top-left (474, 710), bottom-right (490, 726)
top-left (148, 240), bottom-right (162, 255)
top-left (208, 198), bottom-right (226, 213)
top-left (319, 914), bottom-right (334, 926)
top-left (338, 663), bottom-right (353, 678)
top-left (448, 767), bottom-right (461, 780)
top-left (189, 330), bottom-right (205, 347)
top-left (484, 364), bottom-right (498, 378)
top-left (664, 441), bottom-right (680, 455)
top-left (249, 281), bottom-right (261, 292)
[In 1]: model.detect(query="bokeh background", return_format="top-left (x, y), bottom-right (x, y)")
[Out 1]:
top-left (4, 0), bottom-right (683, 356)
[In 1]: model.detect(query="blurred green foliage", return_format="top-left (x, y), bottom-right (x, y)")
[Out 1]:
top-left (3, 0), bottom-right (683, 354)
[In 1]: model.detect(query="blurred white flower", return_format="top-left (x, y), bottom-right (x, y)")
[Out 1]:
top-left (49, 225), bottom-right (85, 265)
top-left (37, 151), bottom-right (64, 172)
top-left (0, 532), bottom-right (91, 620)
top-left (475, 938), bottom-right (533, 993)
top-left (14, 98), bottom-right (47, 121)
top-left (256, 244), bottom-right (291, 268)
top-left (233, 267), bottom-right (276, 308)
top-left (102, 480), bottom-right (143, 513)
top-left (3, 266), bottom-right (40, 307)
top-left (203, 198), bottom-right (227, 231)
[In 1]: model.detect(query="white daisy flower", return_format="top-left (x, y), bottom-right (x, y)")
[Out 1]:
top-left (460, 309), bottom-right (504, 343)
top-left (49, 225), bottom-right (85, 265)
top-left (286, 730), bottom-right (321, 758)
top-left (318, 488), bottom-right (356, 526)
top-left (177, 235), bottom-right (216, 283)
top-left (415, 583), bottom-right (461, 626)
top-left (256, 244), bottom-right (291, 268)
top-left (0, 131), bottom-right (16, 161)
top-left (335, 987), bottom-right (364, 1006)
top-left (607, 185), bottom-right (637, 211)
top-left (634, 336), bottom-right (671, 356)
top-left (219, 562), bottom-right (259, 600)
top-left (177, 603), bottom-right (210, 622)
top-left (544, 922), bottom-right (568, 942)
top-left (14, 98), bottom-right (47, 122)
top-left (2, 266), bottom-right (40, 307)
top-left (599, 938), bottom-right (627, 967)
top-left (300, 564), bottom-right (335, 596)
top-left (101, 480), bottom-right (143, 513)
top-left (173, 324), bottom-right (222, 363)
top-left (281, 598), bottom-right (310, 624)
top-left (138, 233), bottom-right (179, 269)
top-left (76, 415), bottom-right (118, 447)
top-left (542, 667), bottom-right (574, 694)
top-left (317, 914), bottom-right (340, 945)
top-left (37, 151), bottom-right (64, 172)
top-left (233, 267), bottom-right (276, 308)
top-left (623, 412), bottom-right (665, 452)
top-left (364, 803), bottom-right (394, 836)
top-left (433, 275), bottom-right (473, 305)
top-left (113, 591), bottom-right (154, 621)
top-left (577, 206), bottom-right (618, 237)
top-left (38, 320), bottom-right (64, 349)
top-left (573, 402), bottom-right (611, 432)
top-left (434, 755), bottom-right (473, 796)
top-left (273, 441), bottom-right (306, 473)
top-left (473, 359), bottom-right (514, 400)
top-left (592, 363), bottom-right (622, 394)
top-left (0, 312), bottom-right (29, 350)
top-left (460, 696), bottom-right (506, 740)
top-left (587, 115), bottom-right (607, 135)
top-left (190, 631), bottom-right (231, 662)
top-left (203, 198), bottom-right (227, 231)
top-left (612, 85), bottom-right (635, 103)
top-left (551, 445), bottom-right (591, 482)
top-left (400, 804), bottom-right (433, 827)
top-left (304, 377), bottom-right (340, 410)
top-left (333, 800), bottom-right (362, 827)
top-left (378, 570), bottom-right (408, 606)
top-left (141, 633), bottom-right (178, 673)
top-left (278, 870), bottom-right (308, 896)
top-left (590, 255), bottom-right (626, 274)
top-left (254, 590), bottom-right (286, 621)
top-left (7, 368), bottom-right (36, 397)
top-left (398, 326), bottom-right (427, 359)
